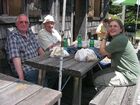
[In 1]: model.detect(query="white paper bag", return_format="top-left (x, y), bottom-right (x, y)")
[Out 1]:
top-left (74, 48), bottom-right (97, 61)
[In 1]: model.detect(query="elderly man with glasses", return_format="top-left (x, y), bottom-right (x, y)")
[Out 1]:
top-left (5, 14), bottom-right (45, 84)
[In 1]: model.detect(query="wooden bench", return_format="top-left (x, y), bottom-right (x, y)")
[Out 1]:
top-left (89, 86), bottom-right (136, 105)
top-left (0, 73), bottom-right (62, 105)
top-left (17, 88), bottom-right (62, 105)
top-left (89, 78), bottom-right (140, 105)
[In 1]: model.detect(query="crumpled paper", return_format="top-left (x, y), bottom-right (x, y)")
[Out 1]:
top-left (50, 46), bottom-right (70, 57)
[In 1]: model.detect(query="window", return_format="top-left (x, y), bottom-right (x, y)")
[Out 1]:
top-left (88, 0), bottom-right (102, 21)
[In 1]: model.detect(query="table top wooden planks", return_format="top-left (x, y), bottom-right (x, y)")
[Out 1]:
top-left (25, 53), bottom-right (99, 77)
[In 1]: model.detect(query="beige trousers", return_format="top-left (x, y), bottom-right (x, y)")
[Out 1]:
top-left (94, 71), bottom-right (130, 87)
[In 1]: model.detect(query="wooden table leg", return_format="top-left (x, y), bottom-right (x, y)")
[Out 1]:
top-left (38, 70), bottom-right (43, 85)
top-left (38, 70), bottom-right (46, 86)
top-left (72, 77), bottom-right (82, 105)
top-left (41, 70), bottom-right (46, 86)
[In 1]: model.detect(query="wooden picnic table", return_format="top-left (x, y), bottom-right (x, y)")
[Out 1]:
top-left (24, 52), bottom-right (101, 105)
top-left (0, 73), bottom-right (62, 105)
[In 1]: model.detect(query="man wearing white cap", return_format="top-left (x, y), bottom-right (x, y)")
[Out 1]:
top-left (38, 15), bottom-right (62, 88)
top-left (38, 15), bottom-right (61, 51)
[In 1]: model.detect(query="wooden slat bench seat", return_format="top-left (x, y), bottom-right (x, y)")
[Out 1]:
top-left (0, 73), bottom-right (62, 105)
top-left (89, 77), bottom-right (140, 105)
top-left (17, 88), bottom-right (62, 105)
top-left (89, 85), bottom-right (136, 105)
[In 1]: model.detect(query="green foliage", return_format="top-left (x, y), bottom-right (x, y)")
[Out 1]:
top-left (125, 10), bottom-right (136, 25)
top-left (109, 5), bottom-right (139, 25)
top-left (125, 6), bottom-right (137, 24)
top-left (109, 5), bottom-right (122, 14)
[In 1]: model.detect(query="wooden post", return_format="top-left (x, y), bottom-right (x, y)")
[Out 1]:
top-left (74, 0), bottom-right (87, 41)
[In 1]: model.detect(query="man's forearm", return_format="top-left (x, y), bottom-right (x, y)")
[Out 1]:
top-left (54, 41), bottom-right (61, 46)
top-left (12, 58), bottom-right (24, 80)
top-left (38, 47), bottom-right (45, 56)
top-left (48, 41), bottom-right (61, 49)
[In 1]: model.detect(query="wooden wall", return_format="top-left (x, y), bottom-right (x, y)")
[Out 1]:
top-left (2, 0), bottom-right (22, 16)
top-left (88, 0), bottom-right (101, 19)
top-left (9, 0), bottom-right (22, 16)
top-left (94, 0), bottom-right (101, 17)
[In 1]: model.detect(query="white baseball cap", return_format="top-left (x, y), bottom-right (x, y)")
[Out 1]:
top-left (43, 15), bottom-right (55, 23)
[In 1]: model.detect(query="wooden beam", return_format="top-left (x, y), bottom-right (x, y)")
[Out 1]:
top-left (74, 0), bottom-right (87, 41)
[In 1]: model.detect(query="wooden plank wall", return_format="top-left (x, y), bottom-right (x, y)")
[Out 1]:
top-left (2, 0), bottom-right (22, 16)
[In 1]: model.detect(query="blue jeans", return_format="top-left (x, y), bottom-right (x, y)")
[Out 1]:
top-left (24, 70), bottom-right (38, 84)
top-left (43, 71), bottom-right (69, 90)
top-left (12, 69), bottom-right (38, 84)
top-left (43, 71), bottom-right (59, 89)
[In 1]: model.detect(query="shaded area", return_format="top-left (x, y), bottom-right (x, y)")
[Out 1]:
top-left (61, 65), bottom-right (100, 105)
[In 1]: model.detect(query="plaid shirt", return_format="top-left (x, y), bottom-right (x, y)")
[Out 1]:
top-left (5, 28), bottom-right (40, 72)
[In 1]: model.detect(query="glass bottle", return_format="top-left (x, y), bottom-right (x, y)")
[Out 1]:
top-left (89, 36), bottom-right (94, 48)
top-left (63, 37), bottom-right (68, 50)
top-left (77, 34), bottom-right (82, 49)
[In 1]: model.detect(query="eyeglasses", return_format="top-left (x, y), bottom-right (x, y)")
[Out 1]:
top-left (19, 21), bottom-right (29, 24)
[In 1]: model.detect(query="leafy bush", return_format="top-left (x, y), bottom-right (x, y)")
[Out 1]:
top-left (109, 5), bottom-right (139, 25)
top-left (109, 5), bottom-right (122, 14)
